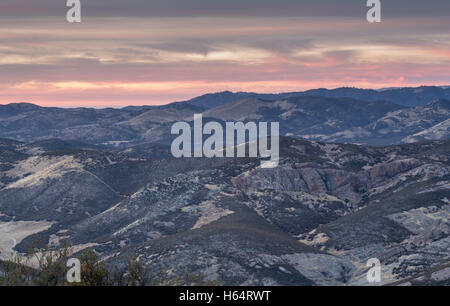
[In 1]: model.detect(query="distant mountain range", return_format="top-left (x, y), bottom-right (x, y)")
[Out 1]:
top-left (1, 86), bottom-right (449, 147)
top-left (182, 85), bottom-right (450, 108)
top-left (0, 85), bottom-right (449, 286)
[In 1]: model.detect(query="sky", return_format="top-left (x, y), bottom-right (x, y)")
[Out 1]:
top-left (1, 0), bottom-right (450, 107)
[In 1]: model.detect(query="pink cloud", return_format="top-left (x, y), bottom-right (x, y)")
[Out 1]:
top-left (1, 16), bottom-right (449, 107)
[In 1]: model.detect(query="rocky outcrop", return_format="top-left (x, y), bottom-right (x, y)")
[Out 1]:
top-left (0, 137), bottom-right (448, 285)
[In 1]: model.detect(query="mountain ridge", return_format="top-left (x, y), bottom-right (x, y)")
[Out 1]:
top-left (1, 86), bottom-right (449, 148)
top-left (5, 85), bottom-right (450, 110)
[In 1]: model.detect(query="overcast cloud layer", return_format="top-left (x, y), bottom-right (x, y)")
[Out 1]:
top-left (1, 1), bottom-right (450, 106)
top-left (2, 0), bottom-right (450, 18)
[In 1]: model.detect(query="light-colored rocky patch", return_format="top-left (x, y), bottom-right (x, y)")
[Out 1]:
top-left (254, 253), bottom-right (354, 286)
top-left (22, 242), bottom-right (99, 269)
top-left (403, 119), bottom-right (450, 143)
top-left (205, 184), bottom-right (220, 191)
top-left (49, 234), bottom-right (70, 247)
top-left (189, 201), bottom-right (234, 229)
top-left (431, 267), bottom-right (450, 281)
top-left (113, 218), bottom-right (144, 237)
top-left (368, 162), bottom-right (449, 197)
top-left (4, 155), bottom-right (83, 189)
top-left (388, 205), bottom-right (450, 235)
top-left (282, 253), bottom-right (355, 285)
top-left (102, 140), bottom-right (132, 147)
top-left (298, 230), bottom-right (330, 247)
top-left (0, 220), bottom-right (54, 260)
top-left (274, 100), bottom-right (295, 111)
top-left (316, 127), bottom-right (372, 143)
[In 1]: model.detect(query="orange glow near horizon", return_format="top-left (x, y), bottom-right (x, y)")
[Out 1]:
top-left (4, 79), bottom-right (450, 108)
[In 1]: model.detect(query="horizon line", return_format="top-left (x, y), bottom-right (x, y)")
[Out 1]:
top-left (2, 84), bottom-right (450, 109)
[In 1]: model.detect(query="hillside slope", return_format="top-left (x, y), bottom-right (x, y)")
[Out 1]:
top-left (0, 137), bottom-right (448, 285)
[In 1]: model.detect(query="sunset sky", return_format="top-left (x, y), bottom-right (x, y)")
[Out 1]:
top-left (1, 0), bottom-right (450, 107)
